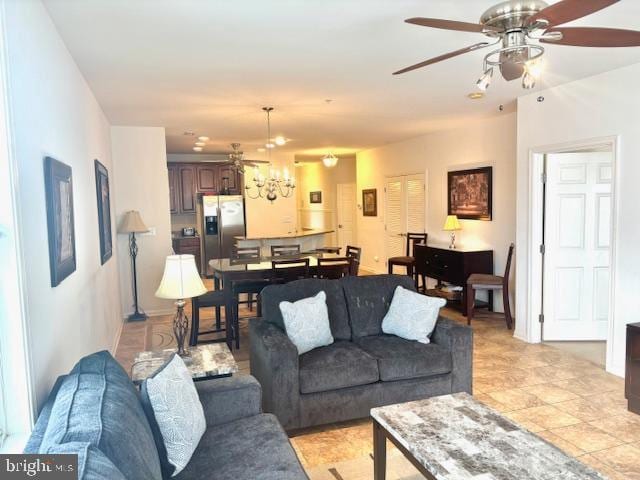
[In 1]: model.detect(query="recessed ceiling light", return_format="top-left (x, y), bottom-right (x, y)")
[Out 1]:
top-left (183, 131), bottom-right (195, 136)
top-left (195, 141), bottom-right (205, 147)
top-left (197, 136), bottom-right (209, 141)
top-left (193, 146), bottom-right (203, 152)
top-left (265, 143), bottom-right (275, 149)
top-left (257, 147), bottom-right (266, 152)
top-left (467, 92), bottom-right (484, 100)
top-left (274, 136), bottom-right (287, 146)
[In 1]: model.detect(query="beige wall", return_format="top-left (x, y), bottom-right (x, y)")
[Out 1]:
top-left (356, 113), bottom-right (517, 310)
top-left (516, 62), bottom-right (640, 376)
top-left (4, 0), bottom-right (123, 409)
top-left (111, 127), bottom-right (174, 317)
top-left (295, 156), bottom-right (357, 245)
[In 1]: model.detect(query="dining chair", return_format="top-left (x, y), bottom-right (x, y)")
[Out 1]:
top-left (271, 244), bottom-right (301, 257)
top-left (313, 246), bottom-right (341, 255)
top-left (316, 257), bottom-right (353, 279)
top-left (231, 245), bottom-right (261, 311)
top-left (345, 245), bottom-right (362, 275)
top-left (466, 243), bottom-right (515, 329)
top-left (387, 233), bottom-right (427, 289)
top-left (271, 258), bottom-right (310, 283)
top-left (190, 290), bottom-right (226, 346)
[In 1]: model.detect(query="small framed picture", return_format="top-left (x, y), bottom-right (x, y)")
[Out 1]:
top-left (448, 166), bottom-right (493, 221)
top-left (310, 191), bottom-right (322, 204)
top-left (44, 156), bottom-right (77, 286)
top-left (362, 189), bottom-right (377, 217)
top-left (94, 159), bottom-right (113, 265)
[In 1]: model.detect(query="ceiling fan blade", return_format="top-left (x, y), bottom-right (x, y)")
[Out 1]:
top-left (393, 42), bottom-right (489, 75)
top-left (526, 0), bottom-right (619, 28)
top-left (541, 27), bottom-right (640, 47)
top-left (405, 17), bottom-right (500, 33)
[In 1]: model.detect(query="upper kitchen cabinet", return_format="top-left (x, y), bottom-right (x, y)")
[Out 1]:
top-left (218, 165), bottom-right (240, 194)
top-left (197, 165), bottom-right (217, 192)
top-left (178, 165), bottom-right (196, 213)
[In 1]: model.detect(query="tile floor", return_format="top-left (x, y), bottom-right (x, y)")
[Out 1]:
top-left (115, 281), bottom-right (640, 479)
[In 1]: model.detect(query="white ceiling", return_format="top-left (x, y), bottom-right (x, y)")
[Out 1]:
top-left (43, 0), bottom-right (640, 155)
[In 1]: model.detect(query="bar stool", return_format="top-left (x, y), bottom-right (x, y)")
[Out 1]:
top-left (190, 290), bottom-right (226, 346)
top-left (387, 233), bottom-right (428, 288)
top-left (346, 245), bottom-right (362, 275)
top-left (271, 244), bottom-right (301, 257)
top-left (316, 257), bottom-right (353, 279)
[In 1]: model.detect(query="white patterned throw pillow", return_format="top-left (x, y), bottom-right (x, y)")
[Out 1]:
top-left (382, 286), bottom-right (446, 344)
top-left (279, 291), bottom-right (334, 355)
top-left (144, 354), bottom-right (206, 477)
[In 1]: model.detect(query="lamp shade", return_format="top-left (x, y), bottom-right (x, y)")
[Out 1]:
top-left (119, 210), bottom-right (148, 233)
top-left (155, 254), bottom-right (207, 300)
top-left (443, 215), bottom-right (461, 231)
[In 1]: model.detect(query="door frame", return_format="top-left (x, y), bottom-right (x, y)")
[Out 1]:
top-left (524, 136), bottom-right (619, 373)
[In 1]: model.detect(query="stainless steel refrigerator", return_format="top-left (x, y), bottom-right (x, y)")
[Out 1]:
top-left (197, 195), bottom-right (246, 274)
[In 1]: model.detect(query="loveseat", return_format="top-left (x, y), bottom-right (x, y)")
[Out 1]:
top-left (25, 351), bottom-right (308, 480)
top-left (249, 274), bottom-right (473, 430)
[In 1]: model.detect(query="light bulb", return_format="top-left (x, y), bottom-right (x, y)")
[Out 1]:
top-left (274, 136), bottom-right (287, 146)
top-left (476, 68), bottom-right (493, 91)
top-left (525, 60), bottom-right (544, 79)
top-left (522, 72), bottom-right (536, 89)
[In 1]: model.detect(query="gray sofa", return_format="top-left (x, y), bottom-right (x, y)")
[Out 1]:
top-left (25, 351), bottom-right (308, 480)
top-left (249, 274), bottom-right (473, 431)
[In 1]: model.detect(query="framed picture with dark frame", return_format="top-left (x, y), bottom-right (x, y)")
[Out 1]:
top-left (309, 191), bottom-right (322, 204)
top-left (94, 159), bottom-right (113, 264)
top-left (44, 156), bottom-right (77, 287)
top-left (447, 166), bottom-right (493, 221)
top-left (362, 188), bottom-right (377, 217)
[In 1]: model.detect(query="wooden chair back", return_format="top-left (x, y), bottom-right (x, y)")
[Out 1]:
top-left (345, 245), bottom-right (362, 275)
top-left (504, 243), bottom-right (515, 283)
top-left (271, 244), bottom-right (301, 257)
top-left (406, 233), bottom-right (428, 257)
top-left (232, 245), bottom-right (260, 259)
top-left (271, 258), bottom-right (310, 283)
top-left (317, 257), bottom-right (353, 279)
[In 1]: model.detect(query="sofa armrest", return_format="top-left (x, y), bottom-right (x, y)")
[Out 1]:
top-left (432, 317), bottom-right (473, 394)
top-left (249, 318), bottom-right (300, 430)
top-left (195, 375), bottom-right (262, 427)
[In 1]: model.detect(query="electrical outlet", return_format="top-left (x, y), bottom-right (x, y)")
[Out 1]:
top-left (142, 227), bottom-right (156, 236)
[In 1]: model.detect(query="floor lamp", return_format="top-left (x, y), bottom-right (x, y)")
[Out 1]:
top-left (119, 210), bottom-right (149, 321)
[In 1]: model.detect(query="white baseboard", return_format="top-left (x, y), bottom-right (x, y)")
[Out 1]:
top-left (121, 308), bottom-right (175, 320)
top-left (110, 318), bottom-right (125, 355)
top-left (361, 264), bottom-right (386, 275)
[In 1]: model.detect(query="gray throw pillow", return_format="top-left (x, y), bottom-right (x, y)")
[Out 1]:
top-left (382, 286), bottom-right (446, 343)
top-left (279, 291), bottom-right (334, 355)
top-left (141, 354), bottom-right (205, 477)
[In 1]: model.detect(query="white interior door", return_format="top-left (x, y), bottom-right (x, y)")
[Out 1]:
top-left (385, 177), bottom-right (405, 266)
top-left (543, 152), bottom-right (612, 341)
top-left (336, 183), bottom-right (356, 253)
top-left (385, 174), bottom-right (425, 272)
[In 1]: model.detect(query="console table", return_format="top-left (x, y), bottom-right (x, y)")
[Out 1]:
top-left (414, 244), bottom-right (493, 316)
top-left (627, 322), bottom-right (640, 414)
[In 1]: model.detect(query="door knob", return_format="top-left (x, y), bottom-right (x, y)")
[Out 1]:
top-left (338, 224), bottom-right (343, 228)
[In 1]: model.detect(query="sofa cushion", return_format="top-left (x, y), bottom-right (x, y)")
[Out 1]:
top-left (174, 413), bottom-right (307, 480)
top-left (43, 442), bottom-right (127, 480)
top-left (40, 351), bottom-right (162, 480)
top-left (261, 278), bottom-right (351, 340)
top-left (355, 335), bottom-right (452, 382)
top-left (299, 341), bottom-right (379, 394)
top-left (341, 275), bottom-right (416, 338)
top-left (24, 375), bottom-right (67, 453)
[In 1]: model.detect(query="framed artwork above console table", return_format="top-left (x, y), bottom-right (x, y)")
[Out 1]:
top-left (448, 166), bottom-right (492, 221)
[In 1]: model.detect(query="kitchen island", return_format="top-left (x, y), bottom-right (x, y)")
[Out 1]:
top-left (234, 228), bottom-right (335, 255)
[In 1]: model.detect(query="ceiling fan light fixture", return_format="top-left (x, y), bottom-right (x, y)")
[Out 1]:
top-left (476, 67), bottom-right (493, 91)
top-left (322, 153), bottom-right (339, 168)
top-left (525, 59), bottom-right (544, 79)
top-left (522, 71), bottom-right (536, 90)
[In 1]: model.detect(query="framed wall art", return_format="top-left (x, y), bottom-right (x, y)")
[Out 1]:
top-left (447, 166), bottom-right (492, 221)
top-left (44, 156), bottom-right (77, 286)
top-left (309, 191), bottom-right (322, 204)
top-left (95, 159), bottom-right (113, 264)
top-left (362, 188), bottom-right (377, 217)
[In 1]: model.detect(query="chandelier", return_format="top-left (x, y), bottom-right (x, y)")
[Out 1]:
top-left (322, 152), bottom-right (339, 168)
top-left (245, 107), bottom-right (295, 202)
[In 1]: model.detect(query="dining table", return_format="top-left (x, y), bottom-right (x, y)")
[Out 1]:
top-left (208, 252), bottom-right (341, 348)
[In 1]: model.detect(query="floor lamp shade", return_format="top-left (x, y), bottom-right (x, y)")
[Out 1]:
top-left (156, 255), bottom-right (207, 300)
top-left (119, 210), bottom-right (148, 233)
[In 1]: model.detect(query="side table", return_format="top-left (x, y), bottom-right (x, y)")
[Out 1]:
top-left (131, 343), bottom-right (238, 386)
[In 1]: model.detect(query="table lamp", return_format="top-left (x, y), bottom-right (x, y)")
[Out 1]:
top-left (156, 254), bottom-right (207, 357)
top-left (119, 210), bottom-right (149, 321)
top-left (443, 215), bottom-right (461, 249)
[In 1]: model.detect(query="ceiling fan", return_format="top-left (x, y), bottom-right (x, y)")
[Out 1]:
top-left (393, 0), bottom-right (640, 91)
top-left (215, 143), bottom-right (269, 175)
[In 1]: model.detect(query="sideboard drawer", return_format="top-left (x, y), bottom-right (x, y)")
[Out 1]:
top-left (424, 248), bottom-right (463, 283)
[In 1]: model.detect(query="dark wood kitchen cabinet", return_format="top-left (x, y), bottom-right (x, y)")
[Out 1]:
top-left (218, 165), bottom-right (240, 194)
top-left (197, 165), bottom-right (217, 192)
top-left (172, 236), bottom-right (202, 274)
top-left (178, 165), bottom-right (196, 213)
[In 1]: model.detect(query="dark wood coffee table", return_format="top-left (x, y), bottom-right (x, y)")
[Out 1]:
top-left (371, 393), bottom-right (605, 480)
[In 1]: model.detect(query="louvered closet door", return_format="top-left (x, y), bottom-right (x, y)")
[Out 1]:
top-left (385, 177), bottom-right (405, 261)
top-left (406, 174), bottom-right (426, 233)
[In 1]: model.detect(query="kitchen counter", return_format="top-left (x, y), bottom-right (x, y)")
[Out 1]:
top-left (234, 228), bottom-right (334, 241)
